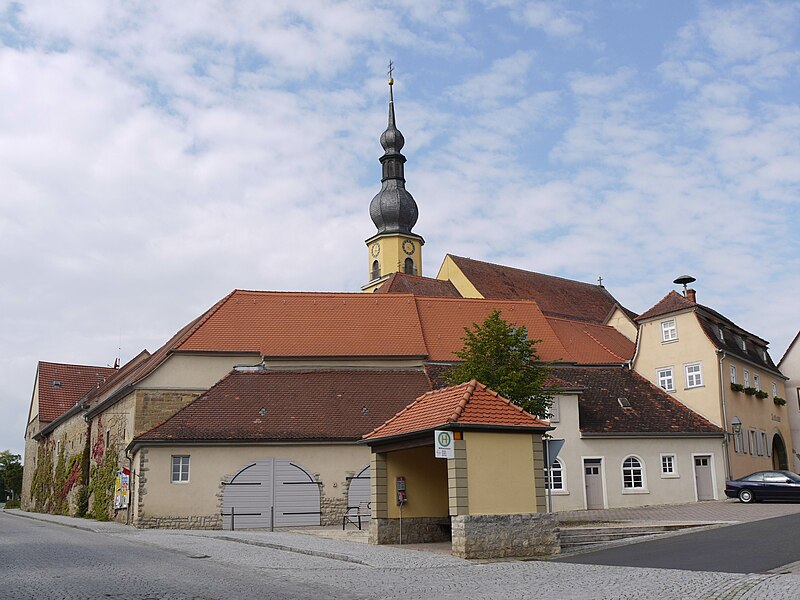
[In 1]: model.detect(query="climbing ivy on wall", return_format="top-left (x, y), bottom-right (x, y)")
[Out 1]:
top-left (53, 442), bottom-right (68, 515)
top-left (88, 445), bottom-right (117, 521)
top-left (30, 442), bottom-right (54, 512)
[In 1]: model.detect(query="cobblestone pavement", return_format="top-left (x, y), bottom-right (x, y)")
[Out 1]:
top-left (556, 499), bottom-right (800, 524)
top-left (6, 509), bottom-right (800, 599)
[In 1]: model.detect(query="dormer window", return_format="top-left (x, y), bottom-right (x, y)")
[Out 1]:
top-left (760, 348), bottom-right (767, 361)
top-left (717, 327), bottom-right (724, 341)
top-left (740, 337), bottom-right (746, 351)
top-left (661, 319), bottom-right (678, 342)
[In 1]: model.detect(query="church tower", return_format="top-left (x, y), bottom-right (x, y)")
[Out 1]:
top-left (361, 67), bottom-right (424, 292)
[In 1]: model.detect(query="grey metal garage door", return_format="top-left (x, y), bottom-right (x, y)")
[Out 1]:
top-left (347, 464), bottom-right (371, 520)
top-left (222, 459), bottom-right (320, 530)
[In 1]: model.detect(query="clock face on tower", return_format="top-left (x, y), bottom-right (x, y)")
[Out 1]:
top-left (370, 243), bottom-right (381, 257)
top-left (402, 239), bottom-right (415, 255)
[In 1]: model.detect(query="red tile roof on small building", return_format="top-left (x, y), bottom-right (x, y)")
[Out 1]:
top-left (363, 380), bottom-right (551, 441)
top-left (177, 291), bottom-right (428, 357)
top-left (133, 369), bottom-right (434, 443)
top-left (636, 290), bottom-right (695, 322)
top-left (552, 366), bottom-right (722, 435)
top-left (36, 361), bottom-right (116, 423)
top-left (374, 273), bottom-right (462, 297)
top-left (446, 255), bottom-right (631, 325)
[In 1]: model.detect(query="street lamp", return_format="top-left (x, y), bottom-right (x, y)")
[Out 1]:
top-left (731, 417), bottom-right (742, 434)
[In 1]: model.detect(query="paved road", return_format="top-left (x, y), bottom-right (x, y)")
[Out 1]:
top-left (5, 510), bottom-right (800, 599)
top-left (0, 511), bottom-right (350, 599)
top-left (556, 512), bottom-right (800, 573)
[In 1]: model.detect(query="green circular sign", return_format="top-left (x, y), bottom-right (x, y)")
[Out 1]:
top-left (437, 431), bottom-right (452, 446)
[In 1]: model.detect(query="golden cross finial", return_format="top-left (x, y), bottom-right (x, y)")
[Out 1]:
top-left (387, 59), bottom-right (394, 85)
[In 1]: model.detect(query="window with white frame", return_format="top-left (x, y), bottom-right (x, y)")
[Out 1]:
top-left (756, 431), bottom-right (765, 456)
top-left (743, 369), bottom-right (750, 388)
top-left (749, 430), bottom-right (759, 456)
top-left (763, 432), bottom-right (771, 457)
top-left (754, 374), bottom-right (761, 391)
top-left (549, 397), bottom-right (560, 423)
top-left (660, 454), bottom-right (678, 478)
top-left (730, 365), bottom-right (737, 384)
top-left (544, 458), bottom-right (565, 492)
top-left (685, 363), bottom-right (703, 388)
top-left (772, 382), bottom-right (778, 398)
top-left (661, 319), bottom-right (678, 342)
top-left (622, 456), bottom-right (646, 490)
top-left (171, 455), bottom-right (190, 483)
top-left (657, 367), bottom-right (675, 391)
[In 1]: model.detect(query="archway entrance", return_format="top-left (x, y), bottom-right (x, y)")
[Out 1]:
top-left (772, 434), bottom-right (788, 470)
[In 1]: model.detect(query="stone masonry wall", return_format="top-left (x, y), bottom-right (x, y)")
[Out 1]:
top-left (451, 513), bottom-right (560, 559)
top-left (137, 515), bottom-right (222, 529)
top-left (133, 390), bottom-right (202, 437)
top-left (370, 517), bottom-right (451, 545)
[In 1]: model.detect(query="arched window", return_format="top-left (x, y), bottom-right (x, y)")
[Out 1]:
top-left (544, 458), bottom-right (565, 491)
top-left (371, 260), bottom-right (380, 280)
top-left (404, 257), bottom-right (414, 275)
top-left (622, 456), bottom-right (645, 490)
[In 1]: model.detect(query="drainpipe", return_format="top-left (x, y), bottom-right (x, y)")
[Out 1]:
top-left (718, 350), bottom-right (732, 481)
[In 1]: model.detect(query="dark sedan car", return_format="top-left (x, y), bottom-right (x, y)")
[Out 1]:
top-left (725, 470), bottom-right (800, 503)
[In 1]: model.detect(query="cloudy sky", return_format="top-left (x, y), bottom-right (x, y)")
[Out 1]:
top-left (2, 1), bottom-right (799, 457)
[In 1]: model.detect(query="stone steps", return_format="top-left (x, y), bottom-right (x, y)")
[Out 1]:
top-left (558, 523), bottom-right (707, 552)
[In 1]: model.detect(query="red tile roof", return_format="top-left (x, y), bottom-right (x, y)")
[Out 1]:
top-left (636, 290), bottom-right (695, 321)
top-left (374, 273), bottom-right (462, 297)
top-left (134, 369), bottom-right (433, 443)
top-left (415, 297), bottom-right (571, 362)
top-left (177, 291), bottom-right (428, 357)
top-left (364, 380), bottom-right (551, 440)
top-left (552, 366), bottom-right (722, 435)
top-left (36, 361), bottom-right (116, 423)
top-left (447, 255), bottom-right (630, 324)
top-left (546, 317), bottom-right (634, 364)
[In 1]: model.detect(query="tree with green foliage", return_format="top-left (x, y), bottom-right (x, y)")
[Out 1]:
top-left (443, 309), bottom-right (552, 417)
top-left (0, 450), bottom-right (23, 501)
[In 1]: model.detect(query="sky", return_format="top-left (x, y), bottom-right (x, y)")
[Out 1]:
top-left (1, 1), bottom-right (799, 458)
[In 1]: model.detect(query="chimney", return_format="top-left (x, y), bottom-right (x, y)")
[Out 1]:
top-left (686, 289), bottom-right (696, 303)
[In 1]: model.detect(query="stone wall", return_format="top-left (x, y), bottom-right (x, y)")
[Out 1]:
top-left (133, 390), bottom-right (202, 437)
top-left (136, 515), bottom-right (222, 529)
top-left (369, 517), bottom-right (451, 544)
top-left (451, 513), bottom-right (560, 559)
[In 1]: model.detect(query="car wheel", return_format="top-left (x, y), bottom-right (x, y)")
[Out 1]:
top-left (738, 488), bottom-right (754, 504)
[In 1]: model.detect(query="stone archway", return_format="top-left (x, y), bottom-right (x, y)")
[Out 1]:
top-left (772, 433), bottom-right (789, 471)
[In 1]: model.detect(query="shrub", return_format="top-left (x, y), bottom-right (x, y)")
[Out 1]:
top-left (4, 499), bottom-right (20, 509)
top-left (774, 396), bottom-right (787, 406)
top-left (744, 387), bottom-right (757, 396)
top-left (755, 390), bottom-right (769, 399)
top-left (730, 383), bottom-right (744, 393)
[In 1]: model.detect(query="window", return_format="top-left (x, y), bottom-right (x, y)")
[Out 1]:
top-left (772, 382), bottom-right (778, 398)
top-left (763, 432), bottom-right (771, 457)
top-left (718, 327), bottom-right (724, 341)
top-left (730, 365), bottom-right (737, 384)
top-left (105, 430), bottom-right (110, 448)
top-left (749, 430), bottom-right (760, 456)
top-left (403, 257), bottom-right (415, 275)
top-left (753, 374), bottom-right (760, 391)
top-left (171, 455), bottom-right (190, 483)
top-left (657, 367), bottom-right (675, 391)
top-left (760, 349), bottom-right (767, 361)
top-left (544, 458), bottom-right (565, 492)
top-left (660, 454), bottom-right (678, 478)
top-left (371, 260), bottom-right (380, 280)
top-left (685, 363), bottom-right (703, 388)
top-left (740, 337), bottom-right (747, 351)
top-left (549, 397), bottom-right (560, 423)
top-left (622, 456), bottom-right (646, 490)
top-left (661, 319), bottom-right (678, 342)
top-left (743, 370), bottom-right (750, 388)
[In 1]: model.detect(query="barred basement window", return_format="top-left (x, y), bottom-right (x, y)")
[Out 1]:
top-left (171, 455), bottom-right (190, 483)
top-left (622, 456), bottom-right (645, 490)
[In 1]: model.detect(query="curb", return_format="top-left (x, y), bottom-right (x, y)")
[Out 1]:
top-left (216, 535), bottom-right (370, 566)
top-left (3, 508), bottom-right (133, 534)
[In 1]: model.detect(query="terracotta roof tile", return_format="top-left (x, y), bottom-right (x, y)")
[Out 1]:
top-left (546, 317), bottom-right (634, 364)
top-left (552, 366), bottom-right (722, 435)
top-left (364, 380), bottom-right (550, 440)
top-left (374, 273), bottom-right (462, 297)
top-left (134, 369), bottom-right (433, 442)
top-left (447, 255), bottom-right (630, 324)
top-left (36, 362), bottom-right (116, 423)
top-left (177, 291), bottom-right (428, 357)
top-left (636, 290), bottom-right (695, 321)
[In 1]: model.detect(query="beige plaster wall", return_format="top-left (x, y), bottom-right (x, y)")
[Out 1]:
top-left (435, 255), bottom-right (483, 298)
top-left (465, 431), bottom-right (537, 515)
top-left (780, 341), bottom-right (800, 472)
top-left (605, 307), bottom-right (637, 342)
top-left (363, 234), bottom-right (424, 291)
top-left (547, 393), bottom-right (725, 511)
top-left (633, 311), bottom-right (723, 425)
top-left (138, 353), bottom-right (260, 390)
top-left (385, 446), bottom-right (449, 518)
top-left (136, 444), bottom-right (370, 519)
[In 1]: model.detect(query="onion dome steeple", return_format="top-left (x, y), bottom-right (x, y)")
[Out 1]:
top-left (369, 66), bottom-right (419, 235)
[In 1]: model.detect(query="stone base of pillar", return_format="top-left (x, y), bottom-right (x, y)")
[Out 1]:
top-left (451, 513), bottom-right (560, 559)
top-left (369, 516), bottom-right (451, 545)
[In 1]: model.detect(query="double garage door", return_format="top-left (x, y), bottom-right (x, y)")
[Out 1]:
top-left (222, 459), bottom-right (321, 530)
